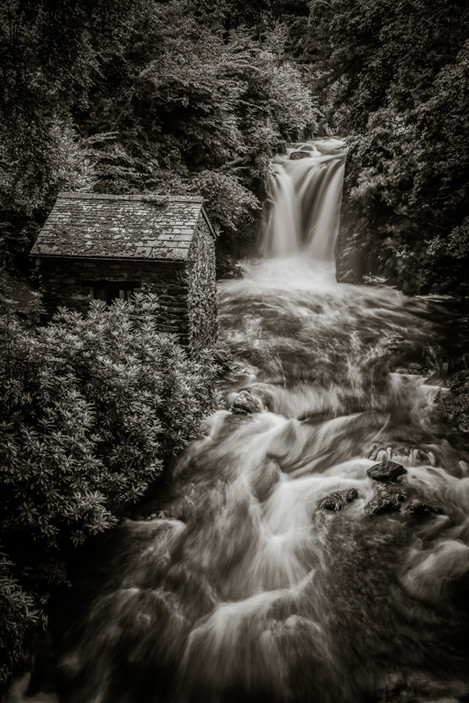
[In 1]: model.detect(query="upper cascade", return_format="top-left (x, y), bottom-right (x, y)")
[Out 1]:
top-left (262, 138), bottom-right (346, 262)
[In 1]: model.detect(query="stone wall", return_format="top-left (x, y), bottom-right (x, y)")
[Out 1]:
top-left (187, 216), bottom-right (218, 350)
top-left (36, 231), bottom-right (218, 350)
top-left (35, 208), bottom-right (218, 350)
top-left (36, 257), bottom-right (191, 343)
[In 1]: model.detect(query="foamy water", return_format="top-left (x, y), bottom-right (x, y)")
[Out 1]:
top-left (36, 256), bottom-right (468, 703)
top-left (12, 141), bottom-right (469, 703)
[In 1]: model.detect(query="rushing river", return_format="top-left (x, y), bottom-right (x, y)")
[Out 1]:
top-left (13, 140), bottom-right (469, 703)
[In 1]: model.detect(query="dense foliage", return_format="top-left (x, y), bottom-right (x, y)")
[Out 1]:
top-left (0, 0), bottom-right (317, 267)
top-left (304, 0), bottom-right (469, 293)
top-left (438, 371), bottom-right (469, 436)
top-left (0, 295), bottom-right (218, 687)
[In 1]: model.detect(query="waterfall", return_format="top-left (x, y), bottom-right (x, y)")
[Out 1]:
top-left (262, 138), bottom-right (346, 262)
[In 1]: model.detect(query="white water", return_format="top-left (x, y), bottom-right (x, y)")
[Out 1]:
top-left (263, 139), bottom-right (346, 261)
top-left (13, 140), bottom-right (469, 703)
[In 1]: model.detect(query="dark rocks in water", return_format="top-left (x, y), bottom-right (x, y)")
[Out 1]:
top-left (396, 362), bottom-right (427, 375)
top-left (337, 267), bottom-right (363, 284)
top-left (289, 151), bottom-right (311, 160)
top-left (365, 484), bottom-right (407, 516)
top-left (319, 488), bottom-right (359, 512)
top-left (335, 235), bottom-right (365, 285)
top-left (406, 499), bottom-right (441, 516)
top-left (367, 460), bottom-right (406, 483)
top-left (231, 390), bottom-right (263, 415)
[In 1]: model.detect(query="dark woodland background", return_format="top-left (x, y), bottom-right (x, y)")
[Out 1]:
top-left (2, 0), bottom-right (468, 292)
top-left (1, 0), bottom-right (468, 691)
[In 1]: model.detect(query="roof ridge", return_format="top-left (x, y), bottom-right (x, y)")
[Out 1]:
top-left (58, 192), bottom-right (204, 202)
top-left (30, 191), bottom-right (214, 262)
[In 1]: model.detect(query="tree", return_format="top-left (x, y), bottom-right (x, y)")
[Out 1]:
top-left (304, 0), bottom-right (469, 292)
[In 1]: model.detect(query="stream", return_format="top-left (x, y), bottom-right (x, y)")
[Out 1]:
top-left (13, 139), bottom-right (469, 703)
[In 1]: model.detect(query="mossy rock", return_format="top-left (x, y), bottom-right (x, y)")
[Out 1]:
top-left (319, 488), bottom-right (359, 512)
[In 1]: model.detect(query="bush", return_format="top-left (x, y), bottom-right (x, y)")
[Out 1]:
top-left (0, 293), bottom-right (218, 688)
top-left (188, 170), bottom-right (260, 237)
top-left (416, 218), bottom-right (469, 295)
top-left (0, 553), bottom-right (42, 688)
top-left (437, 371), bottom-right (469, 436)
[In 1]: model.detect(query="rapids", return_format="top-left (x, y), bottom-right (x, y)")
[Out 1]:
top-left (14, 140), bottom-right (469, 703)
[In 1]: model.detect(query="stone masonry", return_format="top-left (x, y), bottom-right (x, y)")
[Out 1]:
top-left (31, 193), bottom-right (218, 349)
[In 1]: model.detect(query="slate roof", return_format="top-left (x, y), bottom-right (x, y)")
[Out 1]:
top-left (31, 193), bottom-right (215, 261)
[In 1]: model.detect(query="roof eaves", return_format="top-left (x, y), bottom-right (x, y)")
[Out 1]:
top-left (200, 205), bottom-right (218, 239)
top-left (30, 253), bottom-right (188, 264)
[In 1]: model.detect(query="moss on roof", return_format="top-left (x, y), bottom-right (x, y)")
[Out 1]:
top-left (31, 193), bottom-right (215, 261)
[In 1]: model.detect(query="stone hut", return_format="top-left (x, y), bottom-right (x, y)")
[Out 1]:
top-left (31, 193), bottom-right (218, 349)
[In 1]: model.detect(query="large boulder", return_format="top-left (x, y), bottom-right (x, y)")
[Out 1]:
top-left (290, 151), bottom-right (311, 160)
top-left (367, 460), bottom-right (406, 483)
top-left (365, 484), bottom-right (407, 515)
top-left (231, 390), bottom-right (263, 415)
top-left (405, 499), bottom-right (441, 516)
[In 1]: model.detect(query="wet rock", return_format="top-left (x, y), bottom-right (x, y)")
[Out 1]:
top-left (319, 488), bottom-right (359, 512)
top-left (367, 460), bottom-right (406, 483)
top-left (289, 151), bottom-right (311, 160)
top-left (338, 268), bottom-right (363, 284)
top-left (231, 390), bottom-right (263, 415)
top-left (406, 499), bottom-right (441, 516)
top-left (365, 484), bottom-right (407, 516)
